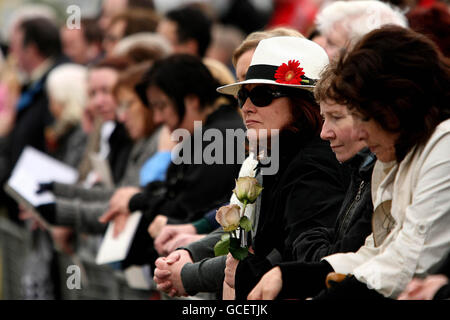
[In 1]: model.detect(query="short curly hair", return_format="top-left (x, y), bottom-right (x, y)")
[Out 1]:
top-left (315, 25), bottom-right (450, 161)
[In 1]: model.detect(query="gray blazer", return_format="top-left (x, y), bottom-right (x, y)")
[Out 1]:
top-left (53, 127), bottom-right (161, 234)
top-left (180, 228), bottom-right (226, 295)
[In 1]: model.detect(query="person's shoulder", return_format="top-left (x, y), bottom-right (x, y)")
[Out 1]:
top-left (419, 118), bottom-right (450, 159)
top-left (433, 118), bottom-right (450, 140)
top-left (296, 136), bottom-right (338, 165)
top-left (279, 139), bottom-right (336, 180)
top-left (206, 105), bottom-right (245, 131)
top-left (284, 136), bottom-right (348, 185)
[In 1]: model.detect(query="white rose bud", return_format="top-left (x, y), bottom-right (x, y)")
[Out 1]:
top-left (233, 176), bottom-right (263, 204)
top-left (215, 204), bottom-right (241, 232)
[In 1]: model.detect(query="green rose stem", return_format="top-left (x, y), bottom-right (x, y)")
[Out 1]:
top-left (241, 200), bottom-right (248, 218)
top-left (240, 200), bottom-right (248, 248)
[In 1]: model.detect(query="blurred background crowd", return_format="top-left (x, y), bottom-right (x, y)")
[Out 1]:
top-left (0, 0), bottom-right (449, 300)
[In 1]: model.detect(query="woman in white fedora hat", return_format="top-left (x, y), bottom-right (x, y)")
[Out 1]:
top-left (216, 35), bottom-right (351, 300)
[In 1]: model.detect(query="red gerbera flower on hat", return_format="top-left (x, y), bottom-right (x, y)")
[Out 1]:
top-left (274, 60), bottom-right (305, 85)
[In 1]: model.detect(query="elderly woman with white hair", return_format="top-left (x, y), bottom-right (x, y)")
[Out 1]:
top-left (45, 63), bottom-right (88, 167)
top-left (17, 62), bottom-right (88, 300)
top-left (315, 0), bottom-right (408, 60)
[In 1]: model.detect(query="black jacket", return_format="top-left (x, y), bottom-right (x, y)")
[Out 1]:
top-left (234, 131), bottom-right (350, 300)
top-left (433, 251), bottom-right (450, 300)
top-left (107, 121), bottom-right (133, 185)
top-left (292, 148), bottom-right (376, 262)
top-left (129, 105), bottom-right (245, 222)
top-left (123, 105), bottom-right (245, 268)
top-left (1, 70), bottom-right (53, 183)
top-left (0, 56), bottom-right (68, 222)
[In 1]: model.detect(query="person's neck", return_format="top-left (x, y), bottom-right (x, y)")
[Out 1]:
top-left (185, 105), bottom-right (216, 134)
top-left (27, 57), bottom-right (53, 83)
top-left (198, 105), bottom-right (216, 122)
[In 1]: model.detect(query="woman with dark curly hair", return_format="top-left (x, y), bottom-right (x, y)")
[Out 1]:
top-left (248, 25), bottom-right (450, 300)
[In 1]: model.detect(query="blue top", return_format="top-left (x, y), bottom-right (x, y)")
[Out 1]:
top-left (139, 151), bottom-right (172, 186)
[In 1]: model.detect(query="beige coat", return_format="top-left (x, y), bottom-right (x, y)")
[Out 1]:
top-left (324, 119), bottom-right (450, 298)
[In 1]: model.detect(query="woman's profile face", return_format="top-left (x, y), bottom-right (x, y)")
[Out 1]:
top-left (351, 110), bottom-right (399, 162)
top-left (323, 21), bottom-right (349, 61)
top-left (146, 85), bottom-right (180, 132)
top-left (320, 100), bottom-right (367, 162)
top-left (241, 84), bottom-right (294, 140)
top-left (116, 87), bottom-right (149, 140)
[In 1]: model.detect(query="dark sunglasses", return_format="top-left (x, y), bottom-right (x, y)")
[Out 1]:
top-left (237, 86), bottom-right (290, 108)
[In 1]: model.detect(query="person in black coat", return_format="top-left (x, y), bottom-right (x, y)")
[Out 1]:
top-left (0, 17), bottom-right (68, 224)
top-left (290, 86), bottom-right (377, 263)
top-left (215, 36), bottom-right (349, 300)
top-left (231, 132), bottom-right (349, 300)
top-left (99, 54), bottom-right (245, 268)
top-left (292, 149), bottom-right (375, 263)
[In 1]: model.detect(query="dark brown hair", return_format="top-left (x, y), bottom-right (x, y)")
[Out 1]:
top-left (19, 17), bottom-right (61, 58)
top-left (113, 62), bottom-right (152, 96)
top-left (90, 55), bottom-right (131, 72)
top-left (136, 54), bottom-right (220, 122)
top-left (165, 5), bottom-right (212, 57)
top-left (286, 89), bottom-right (322, 139)
top-left (81, 18), bottom-right (103, 45)
top-left (317, 25), bottom-right (450, 161)
top-left (113, 63), bottom-right (155, 136)
top-left (110, 8), bottom-right (160, 37)
top-left (123, 45), bottom-right (167, 64)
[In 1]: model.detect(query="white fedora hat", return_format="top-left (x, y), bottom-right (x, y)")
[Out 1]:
top-left (217, 36), bottom-right (329, 96)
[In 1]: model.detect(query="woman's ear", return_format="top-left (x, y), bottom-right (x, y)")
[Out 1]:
top-left (184, 94), bottom-right (200, 112)
top-left (183, 39), bottom-right (199, 57)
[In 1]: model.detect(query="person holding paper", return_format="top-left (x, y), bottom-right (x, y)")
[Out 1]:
top-left (32, 63), bottom-right (171, 236)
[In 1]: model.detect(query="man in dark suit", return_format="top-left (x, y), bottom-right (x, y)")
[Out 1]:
top-left (0, 17), bottom-right (66, 223)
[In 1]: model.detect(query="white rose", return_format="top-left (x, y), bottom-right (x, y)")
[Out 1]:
top-left (233, 176), bottom-right (263, 204)
top-left (215, 204), bottom-right (241, 232)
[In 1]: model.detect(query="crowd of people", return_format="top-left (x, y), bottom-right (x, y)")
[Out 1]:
top-left (0, 0), bottom-right (449, 301)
